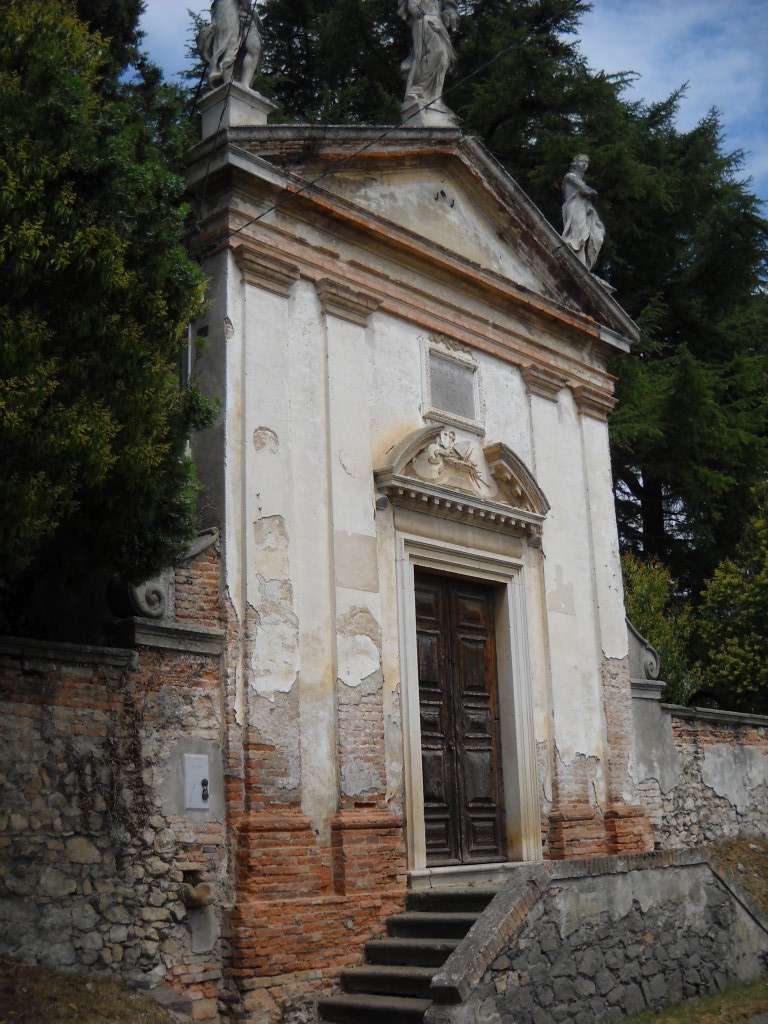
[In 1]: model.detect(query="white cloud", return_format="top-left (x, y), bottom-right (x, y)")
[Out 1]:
top-left (578, 0), bottom-right (768, 200)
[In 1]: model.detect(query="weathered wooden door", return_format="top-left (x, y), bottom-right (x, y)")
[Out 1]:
top-left (414, 571), bottom-right (506, 866)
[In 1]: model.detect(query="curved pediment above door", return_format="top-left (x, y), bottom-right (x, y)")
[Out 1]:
top-left (374, 426), bottom-right (549, 538)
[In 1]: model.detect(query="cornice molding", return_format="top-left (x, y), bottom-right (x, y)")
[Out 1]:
top-left (376, 475), bottom-right (544, 538)
top-left (571, 383), bottom-right (617, 421)
top-left (234, 225), bottom-right (617, 397)
top-left (233, 242), bottom-right (300, 296)
top-left (315, 278), bottom-right (380, 326)
top-left (521, 364), bottom-right (568, 401)
top-left (115, 619), bottom-right (225, 656)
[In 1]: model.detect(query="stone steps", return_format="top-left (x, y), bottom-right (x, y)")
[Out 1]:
top-left (318, 886), bottom-right (499, 1024)
top-left (340, 964), bottom-right (437, 999)
top-left (386, 911), bottom-right (481, 939)
top-left (319, 993), bottom-right (433, 1023)
top-left (364, 937), bottom-right (461, 967)
top-left (406, 887), bottom-right (500, 914)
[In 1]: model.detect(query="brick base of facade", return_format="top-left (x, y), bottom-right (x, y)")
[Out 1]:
top-left (547, 801), bottom-right (655, 860)
top-left (605, 802), bottom-right (655, 855)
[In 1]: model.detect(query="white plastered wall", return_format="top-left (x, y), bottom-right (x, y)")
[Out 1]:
top-left (219, 262), bottom-right (625, 857)
top-left (529, 386), bottom-right (618, 807)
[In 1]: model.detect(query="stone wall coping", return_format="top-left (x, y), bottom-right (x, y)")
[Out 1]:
top-left (428, 849), bottom-right (768, 1006)
top-left (429, 864), bottom-right (550, 1003)
top-left (115, 618), bottom-right (225, 656)
top-left (0, 635), bottom-right (138, 672)
top-left (663, 703), bottom-right (768, 728)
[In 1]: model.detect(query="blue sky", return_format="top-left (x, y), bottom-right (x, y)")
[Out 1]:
top-left (140, 0), bottom-right (767, 202)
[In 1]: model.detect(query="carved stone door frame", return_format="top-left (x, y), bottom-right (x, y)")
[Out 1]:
top-left (395, 529), bottom-right (542, 875)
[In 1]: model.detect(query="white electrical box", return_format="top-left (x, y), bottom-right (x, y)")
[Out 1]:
top-left (184, 753), bottom-right (211, 811)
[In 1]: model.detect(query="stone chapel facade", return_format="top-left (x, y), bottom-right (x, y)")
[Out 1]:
top-left (181, 85), bottom-right (654, 1010)
top-left (6, 84), bottom-right (768, 1024)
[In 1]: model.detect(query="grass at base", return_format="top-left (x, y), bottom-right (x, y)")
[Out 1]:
top-left (0, 957), bottom-right (173, 1024)
top-left (625, 977), bottom-right (768, 1022)
top-left (626, 837), bottom-right (768, 1022)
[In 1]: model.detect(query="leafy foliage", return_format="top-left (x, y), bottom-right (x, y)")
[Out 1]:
top-left (696, 488), bottom-right (768, 713)
top-left (606, 107), bottom-right (768, 595)
top-left (0, 0), bottom-right (213, 635)
top-left (621, 554), bottom-right (700, 705)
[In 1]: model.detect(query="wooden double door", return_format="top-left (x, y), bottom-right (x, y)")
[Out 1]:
top-left (414, 571), bottom-right (507, 866)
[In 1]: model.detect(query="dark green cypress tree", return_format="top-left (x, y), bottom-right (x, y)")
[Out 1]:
top-left (0, 0), bottom-right (213, 636)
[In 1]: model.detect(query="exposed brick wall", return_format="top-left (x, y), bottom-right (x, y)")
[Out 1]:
top-left (222, 807), bottom-right (407, 1021)
top-left (226, 887), bottom-right (406, 1021)
top-left (175, 548), bottom-right (222, 628)
top-left (544, 659), bottom-right (654, 861)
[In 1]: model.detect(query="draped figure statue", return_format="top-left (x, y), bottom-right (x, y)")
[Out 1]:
top-left (197, 0), bottom-right (263, 90)
top-left (561, 154), bottom-right (605, 271)
top-left (398, 0), bottom-right (459, 114)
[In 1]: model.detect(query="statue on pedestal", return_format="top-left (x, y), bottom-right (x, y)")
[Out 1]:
top-left (561, 154), bottom-right (605, 271)
top-left (398, 0), bottom-right (459, 118)
top-left (197, 0), bottom-right (263, 91)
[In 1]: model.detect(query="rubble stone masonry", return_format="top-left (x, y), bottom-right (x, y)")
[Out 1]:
top-left (2, 541), bottom-right (766, 1023)
top-left (0, 547), bottom-right (408, 1024)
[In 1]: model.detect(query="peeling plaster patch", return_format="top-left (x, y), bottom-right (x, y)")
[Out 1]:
top-left (337, 634), bottom-right (380, 688)
top-left (547, 565), bottom-right (575, 615)
top-left (248, 576), bottom-right (300, 699)
top-left (385, 758), bottom-right (403, 809)
top-left (553, 745), bottom-right (604, 809)
top-left (234, 660), bottom-right (244, 727)
top-left (253, 515), bottom-right (290, 580)
top-left (552, 875), bottom-right (634, 938)
top-left (253, 426), bottom-right (279, 454)
top-left (702, 745), bottom-right (768, 813)
top-left (385, 688), bottom-right (404, 814)
top-left (630, 700), bottom-right (680, 795)
top-left (338, 605), bottom-right (382, 646)
top-left (340, 759), bottom-right (380, 798)
top-left (337, 606), bottom-right (382, 687)
top-left (536, 740), bottom-right (553, 806)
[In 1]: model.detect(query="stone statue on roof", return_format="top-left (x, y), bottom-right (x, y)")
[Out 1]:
top-left (197, 0), bottom-right (263, 91)
top-left (398, 0), bottom-right (460, 125)
top-left (561, 154), bottom-right (605, 271)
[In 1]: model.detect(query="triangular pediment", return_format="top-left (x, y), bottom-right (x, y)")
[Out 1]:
top-left (210, 126), bottom-right (637, 345)
top-left (375, 426), bottom-right (549, 537)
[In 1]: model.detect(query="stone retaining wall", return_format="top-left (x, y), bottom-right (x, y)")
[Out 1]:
top-left (425, 853), bottom-right (768, 1024)
top-left (0, 554), bottom-right (229, 1022)
top-left (631, 689), bottom-right (768, 848)
top-left (0, 544), bottom-right (409, 1024)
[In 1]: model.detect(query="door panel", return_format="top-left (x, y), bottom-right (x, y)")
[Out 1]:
top-left (415, 571), bottom-right (506, 866)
